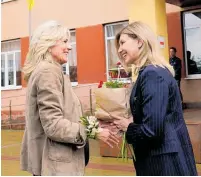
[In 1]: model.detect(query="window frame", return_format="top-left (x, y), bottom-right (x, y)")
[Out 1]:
top-left (62, 30), bottom-right (78, 86)
top-left (104, 21), bottom-right (131, 83)
top-left (182, 9), bottom-right (201, 79)
top-left (1, 0), bottom-right (16, 3)
top-left (1, 50), bottom-right (22, 90)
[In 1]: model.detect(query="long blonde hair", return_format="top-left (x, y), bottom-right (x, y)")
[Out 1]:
top-left (23, 21), bottom-right (70, 81)
top-left (115, 21), bottom-right (174, 80)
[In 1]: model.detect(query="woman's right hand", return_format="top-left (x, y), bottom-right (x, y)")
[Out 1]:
top-left (96, 128), bottom-right (119, 148)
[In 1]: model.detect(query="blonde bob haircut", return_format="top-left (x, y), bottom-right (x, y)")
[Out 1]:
top-left (115, 21), bottom-right (174, 79)
top-left (23, 20), bottom-right (70, 81)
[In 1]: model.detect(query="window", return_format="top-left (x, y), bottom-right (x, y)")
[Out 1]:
top-left (62, 31), bottom-right (78, 86)
top-left (1, 0), bottom-right (16, 3)
top-left (183, 10), bottom-right (201, 79)
top-left (104, 21), bottom-right (131, 83)
top-left (1, 40), bottom-right (21, 90)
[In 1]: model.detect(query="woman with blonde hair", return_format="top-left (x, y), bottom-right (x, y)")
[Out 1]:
top-left (20, 21), bottom-right (118, 176)
top-left (112, 21), bottom-right (197, 176)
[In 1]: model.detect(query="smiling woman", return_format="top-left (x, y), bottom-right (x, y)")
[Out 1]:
top-left (48, 39), bottom-right (72, 65)
top-left (23, 21), bottom-right (71, 81)
top-left (20, 21), bottom-right (118, 176)
top-left (113, 21), bottom-right (198, 176)
top-left (20, 21), bottom-right (88, 176)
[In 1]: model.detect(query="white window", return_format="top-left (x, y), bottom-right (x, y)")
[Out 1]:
top-left (62, 31), bottom-right (78, 86)
top-left (1, 0), bottom-right (16, 3)
top-left (1, 40), bottom-right (21, 90)
top-left (104, 21), bottom-right (131, 83)
top-left (183, 10), bottom-right (201, 79)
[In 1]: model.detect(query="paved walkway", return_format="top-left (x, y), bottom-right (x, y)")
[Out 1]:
top-left (2, 129), bottom-right (201, 176)
top-left (2, 130), bottom-right (135, 176)
top-left (2, 108), bottom-right (201, 176)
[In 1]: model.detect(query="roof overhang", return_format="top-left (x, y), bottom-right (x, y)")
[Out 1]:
top-left (166, 0), bottom-right (201, 7)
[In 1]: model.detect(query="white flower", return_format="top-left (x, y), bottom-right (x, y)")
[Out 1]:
top-left (95, 122), bottom-right (99, 127)
top-left (88, 125), bottom-right (94, 130)
top-left (80, 115), bottom-right (100, 139)
top-left (88, 120), bottom-right (95, 126)
top-left (85, 129), bottom-right (90, 132)
top-left (88, 116), bottom-right (97, 125)
top-left (91, 128), bottom-right (98, 137)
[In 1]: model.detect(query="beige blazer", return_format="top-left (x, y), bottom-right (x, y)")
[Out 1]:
top-left (20, 61), bottom-right (86, 176)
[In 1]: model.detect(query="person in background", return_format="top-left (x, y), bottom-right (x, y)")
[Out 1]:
top-left (187, 50), bottom-right (199, 75)
top-left (169, 47), bottom-right (183, 104)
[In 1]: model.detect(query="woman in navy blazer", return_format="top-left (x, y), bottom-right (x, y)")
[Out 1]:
top-left (113, 21), bottom-right (197, 176)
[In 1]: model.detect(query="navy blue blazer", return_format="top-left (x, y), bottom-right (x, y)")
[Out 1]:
top-left (126, 65), bottom-right (197, 176)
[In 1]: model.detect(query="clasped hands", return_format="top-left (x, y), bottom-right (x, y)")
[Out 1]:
top-left (96, 116), bottom-right (133, 148)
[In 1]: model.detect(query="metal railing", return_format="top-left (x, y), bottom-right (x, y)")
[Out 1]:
top-left (1, 84), bottom-right (97, 129)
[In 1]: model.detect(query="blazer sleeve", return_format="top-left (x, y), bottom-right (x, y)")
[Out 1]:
top-left (36, 69), bottom-right (86, 145)
top-left (126, 70), bottom-right (169, 147)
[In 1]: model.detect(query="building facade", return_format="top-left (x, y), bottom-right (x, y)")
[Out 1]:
top-left (1, 0), bottom-right (201, 118)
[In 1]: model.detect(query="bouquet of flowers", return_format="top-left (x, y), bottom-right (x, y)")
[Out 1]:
top-left (95, 80), bottom-right (134, 160)
top-left (80, 116), bottom-right (101, 139)
top-left (95, 80), bottom-right (131, 121)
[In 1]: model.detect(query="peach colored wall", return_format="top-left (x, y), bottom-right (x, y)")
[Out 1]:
top-left (165, 3), bottom-right (182, 13)
top-left (2, 0), bottom-right (129, 41)
top-left (2, 0), bottom-right (29, 40)
top-left (1, 88), bottom-right (26, 112)
top-left (2, 0), bottom-right (180, 41)
top-left (1, 0), bottom-right (201, 107)
top-left (76, 25), bottom-right (106, 84)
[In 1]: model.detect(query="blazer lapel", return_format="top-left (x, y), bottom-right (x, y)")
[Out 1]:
top-left (130, 66), bottom-right (147, 117)
top-left (130, 76), bottom-right (140, 117)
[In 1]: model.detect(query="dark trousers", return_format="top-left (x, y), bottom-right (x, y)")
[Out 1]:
top-left (176, 80), bottom-right (183, 102)
top-left (84, 139), bottom-right (90, 166)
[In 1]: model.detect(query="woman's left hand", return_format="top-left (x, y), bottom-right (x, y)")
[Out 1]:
top-left (96, 128), bottom-right (119, 148)
top-left (112, 116), bottom-right (133, 132)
